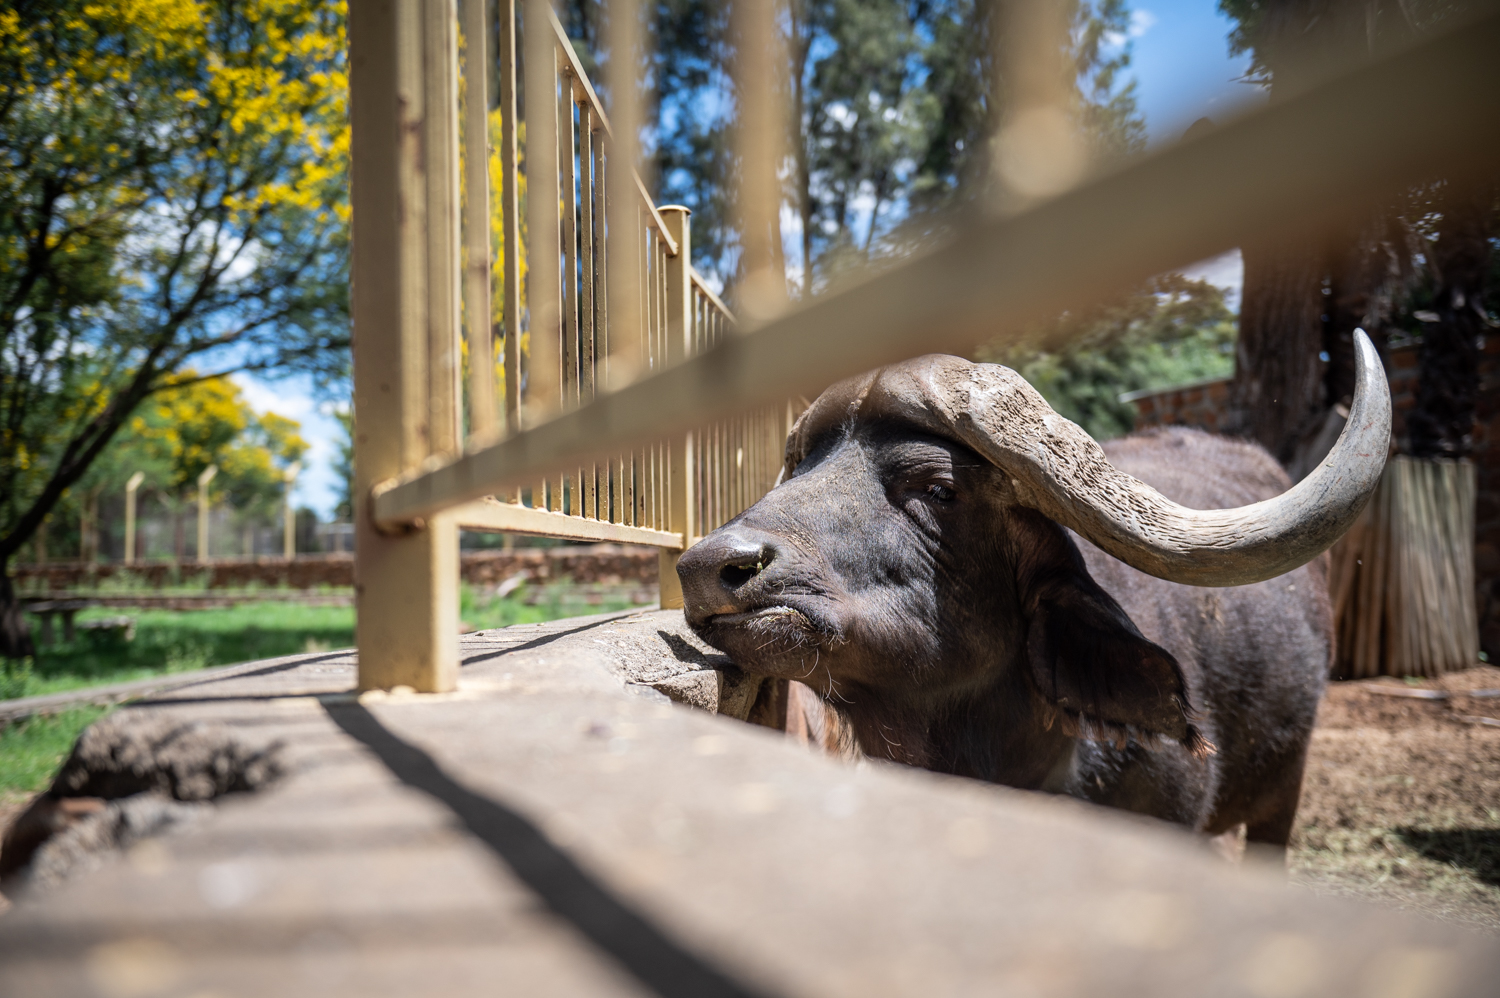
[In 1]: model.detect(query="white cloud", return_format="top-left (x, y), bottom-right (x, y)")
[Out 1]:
top-left (231, 373), bottom-right (343, 518)
top-left (1180, 248), bottom-right (1244, 311)
top-left (1129, 10), bottom-right (1157, 39)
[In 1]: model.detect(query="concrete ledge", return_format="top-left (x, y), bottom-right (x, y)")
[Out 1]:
top-left (1, 610), bottom-right (1495, 997)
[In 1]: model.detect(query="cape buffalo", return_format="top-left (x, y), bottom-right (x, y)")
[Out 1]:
top-left (678, 331), bottom-right (1390, 851)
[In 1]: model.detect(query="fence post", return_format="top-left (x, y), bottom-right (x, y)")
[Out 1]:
top-left (196, 465), bottom-right (217, 564)
top-left (124, 472), bottom-right (144, 565)
top-left (283, 462), bottom-right (301, 560)
top-left (658, 206), bottom-right (695, 609)
top-left (349, 0), bottom-right (462, 693)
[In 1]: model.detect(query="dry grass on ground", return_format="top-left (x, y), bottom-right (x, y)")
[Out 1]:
top-left (1291, 666), bottom-right (1500, 930)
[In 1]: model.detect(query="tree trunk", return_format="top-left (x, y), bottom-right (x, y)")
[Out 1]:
top-left (1407, 183), bottom-right (1495, 459)
top-left (0, 563), bottom-right (34, 660)
top-left (1324, 212), bottom-right (1397, 408)
top-left (1226, 239), bottom-right (1327, 466)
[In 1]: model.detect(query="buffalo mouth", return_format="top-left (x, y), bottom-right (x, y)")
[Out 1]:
top-left (704, 605), bottom-right (805, 627)
top-left (692, 599), bottom-right (841, 671)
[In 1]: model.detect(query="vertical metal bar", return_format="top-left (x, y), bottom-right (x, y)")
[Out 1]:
top-left (428, 0), bottom-right (463, 462)
top-left (463, 0), bottom-right (498, 443)
top-left (578, 103), bottom-right (598, 518)
top-left (559, 73), bottom-right (580, 519)
top-left (350, 0), bottom-right (460, 693)
top-left (524, 0), bottom-right (560, 422)
top-left (561, 72), bottom-right (580, 413)
top-left (658, 203), bottom-right (693, 603)
top-left (498, 0), bottom-right (521, 438)
top-left (607, 0), bottom-right (644, 386)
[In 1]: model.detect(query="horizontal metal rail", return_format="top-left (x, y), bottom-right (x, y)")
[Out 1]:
top-left (451, 498), bottom-right (683, 547)
top-left (372, 7), bottom-right (1500, 529)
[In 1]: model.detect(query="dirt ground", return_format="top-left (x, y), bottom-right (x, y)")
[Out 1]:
top-left (1290, 665), bottom-right (1500, 930)
top-left (2, 670), bottom-right (1497, 930)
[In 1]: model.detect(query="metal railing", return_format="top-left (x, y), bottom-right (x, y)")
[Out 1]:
top-left (348, 0), bottom-right (1500, 691)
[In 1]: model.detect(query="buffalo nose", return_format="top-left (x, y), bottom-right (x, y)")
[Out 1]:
top-left (677, 528), bottom-right (781, 623)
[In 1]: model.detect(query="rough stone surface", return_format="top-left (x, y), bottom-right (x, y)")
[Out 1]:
top-left (27, 795), bottom-right (209, 892)
top-left (0, 609), bottom-right (1495, 998)
top-left (51, 715), bottom-right (284, 802)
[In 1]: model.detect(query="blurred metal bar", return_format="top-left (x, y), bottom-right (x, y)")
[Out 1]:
top-left (731, 0), bottom-right (787, 322)
top-left (463, 0), bottom-right (499, 442)
top-left (991, 0), bottom-right (1084, 207)
top-left (606, 0), bottom-right (646, 388)
top-left (372, 9), bottom-right (1500, 528)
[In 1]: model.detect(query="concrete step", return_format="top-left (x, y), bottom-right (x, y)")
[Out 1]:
top-left (1, 610), bottom-right (1494, 997)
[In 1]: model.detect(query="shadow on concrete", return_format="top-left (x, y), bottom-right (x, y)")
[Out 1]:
top-left (459, 612), bottom-right (641, 668)
top-left (322, 700), bottom-right (774, 998)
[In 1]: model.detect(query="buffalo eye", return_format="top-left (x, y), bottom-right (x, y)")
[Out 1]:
top-left (926, 484), bottom-right (956, 503)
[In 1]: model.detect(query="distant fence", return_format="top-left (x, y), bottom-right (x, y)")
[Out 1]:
top-left (12, 546), bottom-right (659, 593)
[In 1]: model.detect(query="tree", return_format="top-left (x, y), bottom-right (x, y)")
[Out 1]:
top-left (0, 0), bottom-right (349, 655)
top-left (980, 274), bottom-right (1238, 440)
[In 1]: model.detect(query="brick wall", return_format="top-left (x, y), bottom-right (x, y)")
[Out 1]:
top-left (1128, 339), bottom-right (1500, 655)
top-left (1121, 377), bottom-right (1233, 433)
top-left (13, 544), bottom-right (661, 592)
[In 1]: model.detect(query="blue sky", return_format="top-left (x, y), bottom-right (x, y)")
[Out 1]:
top-left (251, 0), bottom-right (1262, 520)
top-left (1127, 0), bottom-right (1265, 145)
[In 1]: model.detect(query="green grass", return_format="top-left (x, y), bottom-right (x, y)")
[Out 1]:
top-left (4, 602), bottom-right (358, 700)
top-left (0, 706), bottom-right (109, 796)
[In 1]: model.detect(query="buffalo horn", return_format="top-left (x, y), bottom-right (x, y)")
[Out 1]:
top-left (785, 330), bottom-right (1391, 587)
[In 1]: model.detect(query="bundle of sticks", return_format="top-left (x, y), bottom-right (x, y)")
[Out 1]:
top-left (1328, 456), bottom-right (1479, 678)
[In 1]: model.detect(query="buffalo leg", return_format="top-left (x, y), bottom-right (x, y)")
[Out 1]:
top-left (1244, 746), bottom-right (1311, 859)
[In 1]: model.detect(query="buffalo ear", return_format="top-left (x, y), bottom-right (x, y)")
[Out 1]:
top-left (1013, 513), bottom-right (1212, 757)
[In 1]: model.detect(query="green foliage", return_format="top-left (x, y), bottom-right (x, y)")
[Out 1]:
top-left (979, 274), bottom-right (1237, 440)
top-left (0, 706), bottom-right (108, 796)
top-left (631, 0), bottom-right (1145, 288)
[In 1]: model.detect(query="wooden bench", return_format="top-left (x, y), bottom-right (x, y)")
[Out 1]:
top-left (21, 599), bottom-right (96, 646)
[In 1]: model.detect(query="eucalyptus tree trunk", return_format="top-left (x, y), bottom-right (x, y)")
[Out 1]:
top-left (1226, 240), bottom-right (1326, 466)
